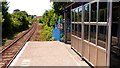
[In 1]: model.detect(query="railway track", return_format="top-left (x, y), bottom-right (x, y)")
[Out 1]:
top-left (0, 22), bottom-right (37, 68)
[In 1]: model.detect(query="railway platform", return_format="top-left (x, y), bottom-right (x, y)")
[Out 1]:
top-left (9, 41), bottom-right (90, 67)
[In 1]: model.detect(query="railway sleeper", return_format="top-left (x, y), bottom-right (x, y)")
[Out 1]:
top-left (2, 55), bottom-right (14, 58)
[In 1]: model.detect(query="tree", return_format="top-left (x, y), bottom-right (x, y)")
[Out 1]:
top-left (40, 9), bottom-right (59, 27)
top-left (53, 2), bottom-right (70, 16)
top-left (13, 9), bottom-right (20, 12)
top-left (2, 2), bottom-right (13, 38)
top-left (11, 11), bottom-right (30, 32)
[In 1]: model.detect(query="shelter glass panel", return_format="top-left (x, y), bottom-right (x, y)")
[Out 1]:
top-left (78, 24), bottom-right (81, 38)
top-left (75, 8), bottom-right (78, 22)
top-left (78, 6), bottom-right (82, 22)
top-left (90, 25), bottom-right (96, 44)
top-left (72, 23), bottom-right (74, 35)
top-left (84, 24), bottom-right (89, 41)
top-left (110, 2), bottom-right (120, 68)
top-left (112, 2), bottom-right (120, 22)
top-left (91, 2), bottom-right (97, 22)
top-left (71, 9), bottom-right (74, 22)
top-left (75, 24), bottom-right (77, 36)
top-left (98, 26), bottom-right (107, 48)
top-left (98, 2), bottom-right (107, 22)
top-left (84, 4), bottom-right (89, 22)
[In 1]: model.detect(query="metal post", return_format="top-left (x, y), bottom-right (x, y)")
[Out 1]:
top-left (95, 1), bottom-right (99, 66)
top-left (88, 3), bottom-right (91, 62)
top-left (96, 1), bottom-right (99, 46)
top-left (107, 0), bottom-right (112, 67)
top-left (81, 4), bottom-right (84, 58)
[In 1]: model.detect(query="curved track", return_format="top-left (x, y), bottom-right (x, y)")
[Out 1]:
top-left (0, 23), bottom-right (37, 68)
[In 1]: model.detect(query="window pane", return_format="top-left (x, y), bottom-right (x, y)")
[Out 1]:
top-left (78, 6), bottom-right (82, 22)
top-left (99, 2), bottom-right (107, 22)
top-left (84, 4), bottom-right (89, 22)
top-left (112, 2), bottom-right (119, 22)
top-left (75, 24), bottom-right (77, 36)
top-left (111, 23), bottom-right (118, 46)
top-left (78, 24), bottom-right (81, 38)
top-left (74, 9), bottom-right (76, 22)
top-left (90, 25), bottom-right (96, 44)
top-left (91, 2), bottom-right (97, 22)
top-left (98, 26), bottom-right (107, 48)
top-left (75, 8), bottom-right (78, 22)
top-left (84, 24), bottom-right (89, 40)
top-left (111, 2), bottom-right (119, 46)
top-left (110, 2), bottom-right (120, 68)
top-left (72, 24), bottom-right (74, 35)
top-left (71, 9), bottom-right (74, 22)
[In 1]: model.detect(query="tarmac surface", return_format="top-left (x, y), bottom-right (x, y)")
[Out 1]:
top-left (9, 41), bottom-right (90, 67)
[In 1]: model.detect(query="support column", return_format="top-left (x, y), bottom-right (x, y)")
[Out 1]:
top-left (81, 4), bottom-right (84, 57)
top-left (107, 0), bottom-right (112, 67)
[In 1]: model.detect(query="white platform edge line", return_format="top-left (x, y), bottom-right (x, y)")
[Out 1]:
top-left (10, 41), bottom-right (30, 66)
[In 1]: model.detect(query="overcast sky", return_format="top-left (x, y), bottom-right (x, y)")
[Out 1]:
top-left (7, 0), bottom-right (53, 16)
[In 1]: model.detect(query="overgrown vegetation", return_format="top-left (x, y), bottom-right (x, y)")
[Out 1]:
top-left (39, 8), bottom-right (63, 41)
top-left (41, 25), bottom-right (53, 41)
top-left (2, 1), bottom-right (69, 42)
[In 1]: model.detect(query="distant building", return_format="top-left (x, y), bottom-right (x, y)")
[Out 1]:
top-left (36, 16), bottom-right (41, 19)
top-left (13, 9), bottom-right (20, 12)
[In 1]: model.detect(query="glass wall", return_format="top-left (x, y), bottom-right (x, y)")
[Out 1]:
top-left (91, 2), bottom-right (97, 22)
top-left (84, 4), bottom-right (89, 22)
top-left (90, 25), bottom-right (96, 44)
top-left (75, 23), bottom-right (77, 36)
top-left (71, 9), bottom-right (74, 22)
top-left (112, 2), bottom-right (120, 22)
top-left (72, 24), bottom-right (74, 35)
top-left (70, 1), bottom-right (120, 66)
top-left (98, 26), bottom-right (107, 48)
top-left (75, 8), bottom-right (78, 22)
top-left (78, 6), bottom-right (82, 22)
top-left (71, 2), bottom-right (109, 46)
top-left (98, 2), bottom-right (107, 22)
top-left (110, 2), bottom-right (120, 68)
top-left (84, 24), bottom-right (89, 40)
top-left (77, 6), bottom-right (82, 38)
top-left (89, 2), bottom-right (97, 44)
top-left (97, 2), bottom-right (108, 48)
top-left (78, 24), bottom-right (81, 38)
top-left (71, 9), bottom-right (75, 35)
top-left (84, 4), bottom-right (89, 41)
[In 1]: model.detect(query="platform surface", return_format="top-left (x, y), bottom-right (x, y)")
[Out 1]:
top-left (10, 41), bottom-right (90, 66)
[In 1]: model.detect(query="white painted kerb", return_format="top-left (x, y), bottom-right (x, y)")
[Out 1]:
top-left (9, 42), bottom-right (29, 66)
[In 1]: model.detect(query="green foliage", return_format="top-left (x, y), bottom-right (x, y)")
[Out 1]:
top-left (39, 9), bottom-right (58, 27)
top-left (11, 11), bottom-right (29, 32)
top-left (41, 25), bottom-right (53, 41)
top-left (53, 2), bottom-right (70, 16)
top-left (2, 2), bottom-right (13, 38)
top-left (39, 9), bottom-right (60, 41)
top-left (0, 12), bottom-right (3, 23)
top-left (2, 1), bottom-right (33, 39)
top-left (39, 3), bottom-right (65, 41)
top-left (0, 3), bottom-right (2, 23)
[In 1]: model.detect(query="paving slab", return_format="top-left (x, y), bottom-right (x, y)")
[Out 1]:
top-left (9, 41), bottom-right (90, 67)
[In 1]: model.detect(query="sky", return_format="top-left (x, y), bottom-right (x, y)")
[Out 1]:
top-left (7, 0), bottom-right (53, 16)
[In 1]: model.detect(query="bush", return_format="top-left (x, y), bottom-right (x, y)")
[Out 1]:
top-left (41, 25), bottom-right (53, 41)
